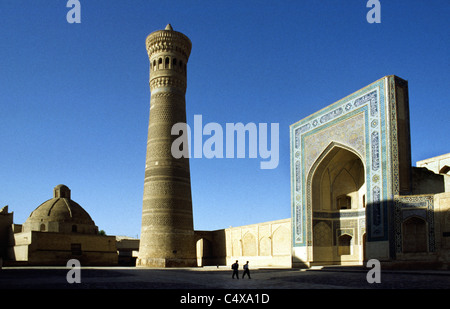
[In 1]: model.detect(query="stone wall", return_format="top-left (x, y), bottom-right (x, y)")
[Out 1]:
top-left (390, 192), bottom-right (450, 269)
top-left (195, 218), bottom-right (292, 268)
top-left (0, 206), bottom-right (13, 260)
top-left (416, 154), bottom-right (450, 193)
top-left (116, 236), bottom-right (140, 265)
top-left (411, 167), bottom-right (446, 195)
top-left (434, 192), bottom-right (450, 267)
top-left (12, 231), bottom-right (117, 266)
top-left (417, 153), bottom-right (450, 175)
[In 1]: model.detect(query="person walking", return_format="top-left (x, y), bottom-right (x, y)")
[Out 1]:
top-left (231, 260), bottom-right (239, 279)
top-left (242, 261), bottom-right (251, 279)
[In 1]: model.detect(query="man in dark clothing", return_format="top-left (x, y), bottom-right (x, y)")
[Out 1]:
top-left (231, 260), bottom-right (239, 279)
top-left (242, 261), bottom-right (251, 279)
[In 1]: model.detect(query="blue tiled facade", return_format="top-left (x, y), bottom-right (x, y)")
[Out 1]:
top-left (290, 76), bottom-right (411, 259)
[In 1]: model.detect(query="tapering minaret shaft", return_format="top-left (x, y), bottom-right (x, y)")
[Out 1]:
top-left (137, 24), bottom-right (196, 267)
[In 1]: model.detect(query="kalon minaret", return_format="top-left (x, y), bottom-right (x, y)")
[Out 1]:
top-left (137, 24), bottom-right (196, 267)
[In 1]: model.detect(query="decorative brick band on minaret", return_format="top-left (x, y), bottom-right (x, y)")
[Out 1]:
top-left (136, 24), bottom-right (196, 267)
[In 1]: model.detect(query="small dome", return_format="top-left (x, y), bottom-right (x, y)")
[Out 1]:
top-left (23, 185), bottom-right (98, 234)
top-left (53, 184), bottom-right (71, 199)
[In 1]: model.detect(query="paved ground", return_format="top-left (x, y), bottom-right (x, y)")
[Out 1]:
top-left (0, 265), bottom-right (449, 289)
top-left (1, 266), bottom-right (448, 306)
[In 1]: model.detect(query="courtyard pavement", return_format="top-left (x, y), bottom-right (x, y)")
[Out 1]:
top-left (1, 265), bottom-right (449, 289)
top-left (0, 266), bottom-right (448, 306)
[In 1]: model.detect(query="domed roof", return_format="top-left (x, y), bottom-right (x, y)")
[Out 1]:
top-left (26, 184), bottom-right (95, 226)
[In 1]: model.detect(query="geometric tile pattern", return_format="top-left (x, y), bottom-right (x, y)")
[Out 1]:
top-left (394, 195), bottom-right (435, 253)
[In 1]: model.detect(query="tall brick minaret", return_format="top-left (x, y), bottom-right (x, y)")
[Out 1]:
top-left (136, 24), bottom-right (196, 267)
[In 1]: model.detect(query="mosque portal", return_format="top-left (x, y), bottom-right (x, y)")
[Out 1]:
top-left (310, 144), bottom-right (366, 265)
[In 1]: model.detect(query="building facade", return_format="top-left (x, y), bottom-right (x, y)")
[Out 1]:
top-left (195, 219), bottom-right (291, 268)
top-left (417, 153), bottom-right (450, 176)
top-left (290, 76), bottom-right (450, 268)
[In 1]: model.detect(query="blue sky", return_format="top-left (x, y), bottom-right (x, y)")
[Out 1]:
top-left (0, 1), bottom-right (449, 237)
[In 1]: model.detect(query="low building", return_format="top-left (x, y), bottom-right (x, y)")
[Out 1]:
top-left (416, 153), bottom-right (450, 192)
top-left (5, 185), bottom-right (117, 266)
top-left (417, 153), bottom-right (450, 175)
top-left (116, 236), bottom-right (140, 266)
top-left (195, 218), bottom-right (292, 268)
top-left (0, 206), bottom-right (13, 262)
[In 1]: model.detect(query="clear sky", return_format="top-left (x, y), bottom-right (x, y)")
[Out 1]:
top-left (0, 1), bottom-right (449, 237)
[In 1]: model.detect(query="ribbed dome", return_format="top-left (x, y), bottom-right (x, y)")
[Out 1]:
top-left (23, 185), bottom-right (98, 234)
top-left (28, 197), bottom-right (94, 224)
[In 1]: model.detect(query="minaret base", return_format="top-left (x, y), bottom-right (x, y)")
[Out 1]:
top-left (136, 257), bottom-right (197, 268)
